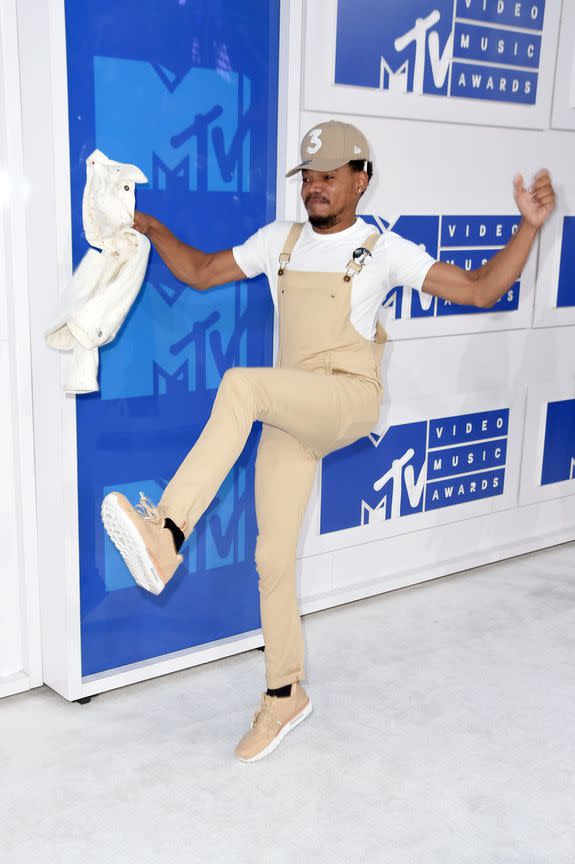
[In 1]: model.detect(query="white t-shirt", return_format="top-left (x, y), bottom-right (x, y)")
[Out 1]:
top-left (232, 217), bottom-right (437, 341)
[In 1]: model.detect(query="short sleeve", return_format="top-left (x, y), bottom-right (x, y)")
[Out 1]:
top-left (232, 225), bottom-right (271, 279)
top-left (387, 232), bottom-right (437, 291)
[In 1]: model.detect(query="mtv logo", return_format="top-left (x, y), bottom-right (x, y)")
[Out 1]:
top-left (360, 444), bottom-right (426, 525)
top-left (379, 57), bottom-right (409, 93)
top-left (153, 360), bottom-right (188, 396)
top-left (336, 0), bottom-right (544, 104)
top-left (321, 421), bottom-right (427, 534)
top-left (98, 281), bottom-right (249, 400)
top-left (336, 0), bottom-right (454, 96)
top-left (361, 498), bottom-right (387, 524)
top-left (94, 57), bottom-right (251, 193)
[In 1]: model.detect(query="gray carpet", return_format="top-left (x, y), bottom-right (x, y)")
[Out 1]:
top-left (1, 540), bottom-right (574, 863)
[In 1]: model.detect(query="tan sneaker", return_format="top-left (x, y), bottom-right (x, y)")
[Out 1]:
top-left (101, 491), bottom-right (183, 595)
top-left (234, 683), bottom-right (313, 762)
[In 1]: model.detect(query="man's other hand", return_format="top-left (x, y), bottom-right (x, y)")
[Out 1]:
top-left (132, 210), bottom-right (156, 235)
top-left (513, 169), bottom-right (556, 230)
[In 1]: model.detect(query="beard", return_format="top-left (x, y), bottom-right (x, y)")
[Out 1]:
top-left (308, 212), bottom-right (340, 229)
top-left (306, 199), bottom-right (345, 230)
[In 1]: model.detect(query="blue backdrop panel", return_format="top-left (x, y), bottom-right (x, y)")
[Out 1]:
top-left (335, 0), bottom-right (545, 105)
top-left (65, 0), bottom-right (279, 676)
top-left (360, 214), bottom-right (520, 320)
top-left (556, 217), bottom-right (575, 308)
top-left (541, 399), bottom-right (575, 485)
top-left (320, 408), bottom-right (509, 533)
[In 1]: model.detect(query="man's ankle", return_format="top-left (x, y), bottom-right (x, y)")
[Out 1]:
top-left (164, 517), bottom-right (185, 552)
top-left (266, 683), bottom-right (293, 698)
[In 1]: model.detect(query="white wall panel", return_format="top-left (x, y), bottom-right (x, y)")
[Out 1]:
top-left (0, 342), bottom-right (22, 677)
top-left (551, 0), bottom-right (575, 130)
top-left (0, 0), bottom-right (43, 698)
top-left (303, 0), bottom-right (562, 130)
top-left (16, 0), bottom-right (80, 701)
top-left (0, 5), bottom-right (12, 340)
top-left (297, 550), bottom-right (333, 603)
top-left (290, 0), bottom-right (575, 592)
top-left (329, 493), bottom-right (575, 594)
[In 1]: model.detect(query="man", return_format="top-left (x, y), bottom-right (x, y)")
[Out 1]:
top-left (101, 120), bottom-right (556, 762)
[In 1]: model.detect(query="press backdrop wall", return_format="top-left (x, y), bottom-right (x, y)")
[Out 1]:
top-left (2, 0), bottom-right (574, 699)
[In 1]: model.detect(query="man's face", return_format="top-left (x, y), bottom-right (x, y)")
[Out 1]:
top-left (301, 164), bottom-right (361, 230)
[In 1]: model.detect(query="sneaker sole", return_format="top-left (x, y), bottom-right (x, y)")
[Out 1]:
top-left (101, 493), bottom-right (165, 595)
top-left (236, 699), bottom-right (313, 763)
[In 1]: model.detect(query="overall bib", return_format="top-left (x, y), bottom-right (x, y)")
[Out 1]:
top-left (158, 223), bottom-right (387, 688)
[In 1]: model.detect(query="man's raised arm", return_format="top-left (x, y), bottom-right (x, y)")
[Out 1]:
top-left (133, 210), bottom-right (247, 291)
top-left (420, 169), bottom-right (557, 309)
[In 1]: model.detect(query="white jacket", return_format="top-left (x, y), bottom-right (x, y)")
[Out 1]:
top-left (46, 149), bottom-right (151, 393)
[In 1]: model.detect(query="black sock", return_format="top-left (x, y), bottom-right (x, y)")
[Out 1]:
top-left (164, 518), bottom-right (185, 553)
top-left (266, 684), bottom-right (293, 698)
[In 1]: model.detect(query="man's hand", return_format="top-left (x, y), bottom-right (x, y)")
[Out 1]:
top-left (132, 209), bottom-right (157, 235)
top-left (422, 171), bottom-right (556, 308)
top-left (513, 169), bottom-right (556, 230)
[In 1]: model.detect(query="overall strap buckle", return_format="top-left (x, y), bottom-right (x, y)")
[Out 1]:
top-left (278, 222), bottom-right (305, 276)
top-left (343, 231), bottom-right (381, 281)
top-left (278, 252), bottom-right (290, 276)
top-left (343, 260), bottom-right (362, 282)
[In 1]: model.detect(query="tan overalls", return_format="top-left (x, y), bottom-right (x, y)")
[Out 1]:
top-left (158, 223), bottom-right (387, 688)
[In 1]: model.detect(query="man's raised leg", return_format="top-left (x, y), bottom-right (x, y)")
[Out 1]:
top-left (102, 365), bottom-right (341, 593)
top-left (157, 365), bottom-right (341, 535)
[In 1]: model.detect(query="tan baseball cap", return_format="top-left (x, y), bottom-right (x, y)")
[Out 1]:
top-left (285, 120), bottom-right (370, 177)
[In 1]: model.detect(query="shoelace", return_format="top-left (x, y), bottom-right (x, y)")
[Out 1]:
top-left (134, 492), bottom-right (162, 526)
top-left (250, 695), bottom-right (283, 731)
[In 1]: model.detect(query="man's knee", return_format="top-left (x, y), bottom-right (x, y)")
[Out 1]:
top-left (218, 367), bottom-right (254, 405)
top-left (220, 366), bottom-right (247, 389)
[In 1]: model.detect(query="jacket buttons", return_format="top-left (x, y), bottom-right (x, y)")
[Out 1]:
top-left (281, 289), bottom-right (285, 294)
top-left (124, 185), bottom-right (129, 191)
top-left (97, 330), bottom-right (103, 337)
top-left (331, 292), bottom-right (335, 298)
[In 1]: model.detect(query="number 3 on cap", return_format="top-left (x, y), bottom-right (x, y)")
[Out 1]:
top-left (306, 128), bottom-right (323, 155)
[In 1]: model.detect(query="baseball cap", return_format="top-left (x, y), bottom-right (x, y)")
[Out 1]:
top-left (285, 120), bottom-right (370, 178)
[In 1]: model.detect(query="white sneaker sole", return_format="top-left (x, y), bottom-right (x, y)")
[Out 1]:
top-left (101, 492), bottom-right (165, 595)
top-left (236, 699), bottom-right (314, 763)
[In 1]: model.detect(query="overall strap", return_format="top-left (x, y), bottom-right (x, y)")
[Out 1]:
top-left (363, 231), bottom-right (381, 254)
top-left (278, 222), bottom-right (305, 275)
top-left (343, 230), bottom-right (381, 282)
